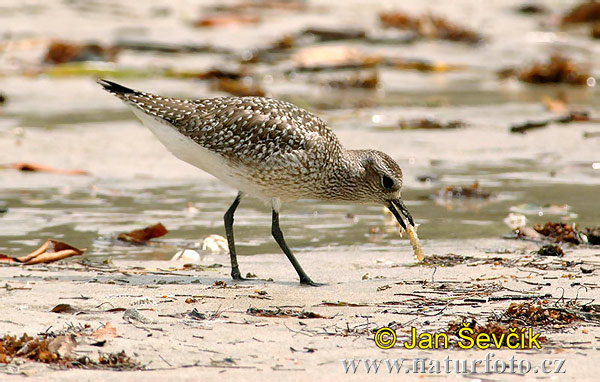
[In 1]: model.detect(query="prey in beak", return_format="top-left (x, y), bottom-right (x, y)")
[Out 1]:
top-left (387, 198), bottom-right (424, 261)
top-left (387, 199), bottom-right (415, 230)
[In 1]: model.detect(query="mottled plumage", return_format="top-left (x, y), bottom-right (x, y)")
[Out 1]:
top-left (99, 79), bottom-right (415, 285)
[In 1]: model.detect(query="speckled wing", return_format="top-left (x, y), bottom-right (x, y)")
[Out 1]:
top-left (100, 79), bottom-right (342, 169)
top-left (181, 97), bottom-right (342, 168)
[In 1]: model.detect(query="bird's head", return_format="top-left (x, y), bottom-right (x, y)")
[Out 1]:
top-left (345, 150), bottom-right (415, 230)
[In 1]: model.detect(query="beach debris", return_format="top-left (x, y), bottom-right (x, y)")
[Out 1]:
top-left (91, 323), bottom-right (117, 339)
top-left (194, 14), bottom-right (260, 28)
top-left (420, 253), bottom-right (474, 267)
top-left (379, 11), bottom-right (483, 43)
top-left (585, 227), bottom-right (600, 244)
top-left (271, 27), bottom-right (368, 51)
top-left (533, 222), bottom-right (582, 244)
top-left (593, 24), bottom-right (600, 38)
top-left (171, 249), bottom-right (201, 263)
top-left (504, 213), bottom-right (527, 230)
top-left (397, 118), bottom-right (465, 130)
top-left (123, 309), bottom-right (155, 324)
top-left (535, 244), bottom-right (565, 257)
top-left (44, 40), bottom-right (119, 65)
top-left (0, 333), bottom-right (69, 366)
top-left (47, 335), bottom-right (77, 359)
top-left (501, 54), bottom-right (593, 85)
top-left (302, 27), bottom-right (367, 42)
top-left (51, 303), bottom-right (79, 314)
top-left (0, 92), bottom-right (6, 105)
top-left (0, 162), bottom-right (89, 175)
top-left (117, 223), bottom-right (168, 244)
top-left (0, 332), bottom-right (138, 369)
top-left (319, 301), bottom-right (369, 307)
top-left (95, 351), bottom-right (140, 370)
top-left (202, 234), bottom-right (228, 253)
top-left (510, 111), bottom-right (592, 133)
top-left (514, 222), bottom-right (600, 245)
top-left (326, 71), bottom-right (379, 89)
top-left (246, 307), bottom-right (328, 319)
top-left (561, 1), bottom-right (600, 25)
top-left (504, 302), bottom-right (579, 326)
top-left (188, 308), bottom-right (208, 320)
top-left (0, 240), bottom-right (85, 265)
top-left (435, 181), bottom-right (491, 200)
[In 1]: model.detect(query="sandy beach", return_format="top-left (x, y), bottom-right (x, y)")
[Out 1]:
top-left (1, 236), bottom-right (600, 381)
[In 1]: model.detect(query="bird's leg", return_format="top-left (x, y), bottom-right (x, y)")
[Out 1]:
top-left (271, 209), bottom-right (319, 286)
top-left (224, 192), bottom-right (244, 281)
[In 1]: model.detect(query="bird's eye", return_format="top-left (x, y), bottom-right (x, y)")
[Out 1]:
top-left (381, 175), bottom-right (395, 189)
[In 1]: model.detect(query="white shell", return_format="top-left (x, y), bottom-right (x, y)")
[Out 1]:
top-left (171, 249), bottom-right (201, 263)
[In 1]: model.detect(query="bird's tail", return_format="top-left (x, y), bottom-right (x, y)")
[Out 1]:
top-left (97, 79), bottom-right (197, 125)
top-left (97, 79), bottom-right (141, 101)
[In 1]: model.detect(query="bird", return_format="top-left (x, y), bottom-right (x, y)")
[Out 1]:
top-left (98, 79), bottom-right (415, 286)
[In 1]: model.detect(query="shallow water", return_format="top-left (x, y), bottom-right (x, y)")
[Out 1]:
top-left (0, 0), bottom-right (599, 260)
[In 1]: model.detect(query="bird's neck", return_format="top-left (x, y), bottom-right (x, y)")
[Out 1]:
top-left (315, 149), bottom-right (365, 202)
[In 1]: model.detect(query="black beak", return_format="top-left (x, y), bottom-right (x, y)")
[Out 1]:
top-left (387, 199), bottom-right (415, 230)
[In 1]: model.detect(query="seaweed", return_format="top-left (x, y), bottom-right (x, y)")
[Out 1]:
top-left (435, 181), bottom-right (491, 200)
top-left (535, 244), bottom-right (565, 257)
top-left (562, 1), bottom-right (600, 25)
top-left (44, 41), bottom-right (119, 65)
top-left (533, 222), bottom-right (581, 244)
top-left (515, 55), bottom-right (591, 85)
top-left (397, 118), bottom-right (465, 130)
top-left (0, 333), bottom-right (140, 370)
top-left (504, 302), bottom-right (578, 326)
top-left (326, 71), bottom-right (379, 89)
top-left (379, 11), bottom-right (483, 44)
top-left (117, 223), bottom-right (168, 244)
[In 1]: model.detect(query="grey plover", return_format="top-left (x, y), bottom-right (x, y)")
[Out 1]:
top-left (98, 79), bottom-right (415, 285)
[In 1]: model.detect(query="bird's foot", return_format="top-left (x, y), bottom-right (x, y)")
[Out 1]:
top-left (231, 268), bottom-right (247, 282)
top-left (300, 277), bottom-right (324, 287)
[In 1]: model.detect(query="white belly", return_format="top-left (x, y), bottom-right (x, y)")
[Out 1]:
top-left (131, 108), bottom-right (267, 198)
